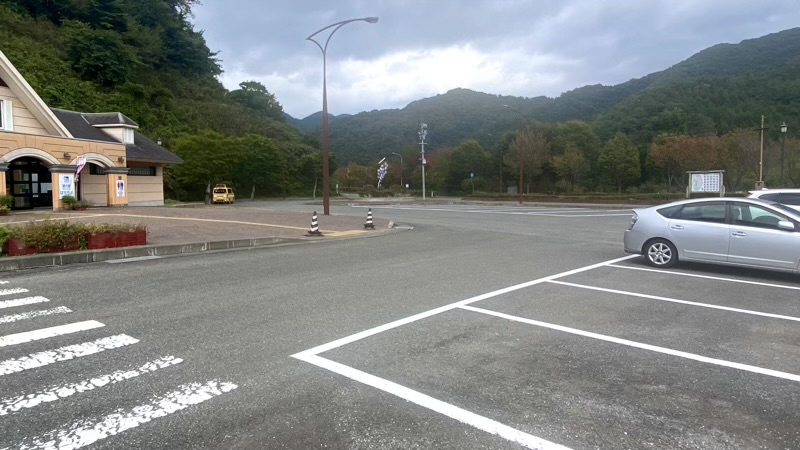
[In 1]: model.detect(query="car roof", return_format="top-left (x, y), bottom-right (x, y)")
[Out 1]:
top-left (748, 188), bottom-right (800, 195)
top-left (638, 197), bottom-right (800, 219)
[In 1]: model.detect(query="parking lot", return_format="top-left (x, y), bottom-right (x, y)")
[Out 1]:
top-left (294, 245), bottom-right (800, 449)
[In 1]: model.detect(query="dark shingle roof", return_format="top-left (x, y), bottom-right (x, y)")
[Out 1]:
top-left (127, 132), bottom-right (183, 164)
top-left (50, 108), bottom-right (182, 165)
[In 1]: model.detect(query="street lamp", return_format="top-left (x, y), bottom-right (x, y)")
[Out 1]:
top-left (307, 16), bottom-right (379, 215)
top-left (502, 105), bottom-right (526, 205)
top-left (391, 152), bottom-right (403, 188)
top-left (780, 121), bottom-right (788, 185)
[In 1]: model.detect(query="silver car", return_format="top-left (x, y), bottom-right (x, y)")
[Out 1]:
top-left (624, 197), bottom-right (800, 272)
top-left (747, 188), bottom-right (800, 213)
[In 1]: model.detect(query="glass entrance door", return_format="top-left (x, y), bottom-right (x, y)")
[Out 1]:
top-left (9, 159), bottom-right (53, 210)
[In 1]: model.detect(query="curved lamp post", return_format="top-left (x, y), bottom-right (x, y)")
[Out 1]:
top-left (502, 105), bottom-right (527, 205)
top-left (307, 16), bottom-right (378, 215)
top-left (391, 152), bottom-right (403, 188)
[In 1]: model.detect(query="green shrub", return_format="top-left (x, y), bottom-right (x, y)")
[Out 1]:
top-left (10, 219), bottom-right (82, 252)
top-left (0, 225), bottom-right (11, 252)
top-left (7, 220), bottom-right (147, 253)
top-left (0, 195), bottom-right (12, 208)
top-left (61, 195), bottom-right (78, 207)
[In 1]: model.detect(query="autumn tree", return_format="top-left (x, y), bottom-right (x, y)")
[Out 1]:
top-left (551, 146), bottom-right (590, 192)
top-left (506, 130), bottom-right (551, 194)
top-left (649, 134), bottom-right (719, 191)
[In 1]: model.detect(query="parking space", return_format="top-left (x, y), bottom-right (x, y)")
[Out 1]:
top-left (293, 254), bottom-right (800, 449)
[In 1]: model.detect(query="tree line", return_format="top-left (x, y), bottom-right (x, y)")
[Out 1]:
top-left (333, 121), bottom-right (800, 196)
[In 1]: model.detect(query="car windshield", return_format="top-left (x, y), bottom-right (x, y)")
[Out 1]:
top-left (770, 202), bottom-right (800, 217)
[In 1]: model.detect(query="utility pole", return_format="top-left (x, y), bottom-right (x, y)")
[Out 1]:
top-left (419, 123), bottom-right (428, 200)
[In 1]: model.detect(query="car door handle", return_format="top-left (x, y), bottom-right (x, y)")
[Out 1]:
top-left (731, 231), bottom-right (746, 237)
top-left (670, 225), bottom-right (684, 230)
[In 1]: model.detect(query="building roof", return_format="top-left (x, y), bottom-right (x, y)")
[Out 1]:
top-left (50, 108), bottom-right (182, 165)
top-left (82, 112), bottom-right (138, 127)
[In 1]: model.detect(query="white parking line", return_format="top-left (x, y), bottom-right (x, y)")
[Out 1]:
top-left (0, 288), bottom-right (31, 298)
top-left (0, 281), bottom-right (9, 284)
top-left (293, 255), bottom-right (637, 358)
top-left (460, 305), bottom-right (800, 383)
top-left (0, 356), bottom-right (183, 415)
top-left (0, 296), bottom-right (49, 310)
top-left (0, 320), bottom-right (105, 347)
top-left (608, 264), bottom-right (800, 291)
top-left (292, 255), bottom-right (636, 450)
top-left (548, 280), bottom-right (800, 322)
top-left (0, 334), bottom-right (139, 376)
top-left (7, 380), bottom-right (237, 450)
top-left (0, 306), bottom-right (72, 324)
top-left (296, 353), bottom-right (571, 450)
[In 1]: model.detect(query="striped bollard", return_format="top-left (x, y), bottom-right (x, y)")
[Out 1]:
top-left (305, 211), bottom-right (323, 236)
top-left (364, 208), bottom-right (375, 229)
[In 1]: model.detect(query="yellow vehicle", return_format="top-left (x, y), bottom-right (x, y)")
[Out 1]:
top-left (212, 184), bottom-right (235, 204)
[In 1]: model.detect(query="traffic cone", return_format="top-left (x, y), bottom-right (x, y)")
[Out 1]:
top-left (364, 208), bottom-right (375, 229)
top-left (305, 211), bottom-right (324, 236)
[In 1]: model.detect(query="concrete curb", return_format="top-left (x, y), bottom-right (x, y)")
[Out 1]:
top-left (0, 237), bottom-right (303, 272)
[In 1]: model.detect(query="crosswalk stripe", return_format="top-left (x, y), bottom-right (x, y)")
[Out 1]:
top-left (0, 320), bottom-right (105, 348)
top-left (0, 288), bottom-right (29, 297)
top-left (0, 334), bottom-right (139, 377)
top-left (9, 380), bottom-right (238, 449)
top-left (0, 306), bottom-right (72, 324)
top-left (0, 356), bottom-right (183, 416)
top-left (0, 296), bottom-right (47, 310)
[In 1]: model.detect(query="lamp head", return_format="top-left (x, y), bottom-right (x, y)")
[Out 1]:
top-left (781, 122), bottom-right (788, 134)
top-left (364, 17), bottom-right (379, 23)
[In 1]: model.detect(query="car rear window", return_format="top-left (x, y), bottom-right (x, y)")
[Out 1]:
top-left (213, 188), bottom-right (226, 194)
top-left (657, 205), bottom-right (682, 218)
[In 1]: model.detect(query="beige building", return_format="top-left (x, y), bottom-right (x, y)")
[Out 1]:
top-left (0, 50), bottom-right (182, 210)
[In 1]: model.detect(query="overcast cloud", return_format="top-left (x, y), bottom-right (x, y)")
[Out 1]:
top-left (192, 0), bottom-right (799, 119)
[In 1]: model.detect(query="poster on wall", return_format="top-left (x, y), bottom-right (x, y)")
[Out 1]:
top-left (116, 179), bottom-right (125, 198)
top-left (59, 174), bottom-right (75, 198)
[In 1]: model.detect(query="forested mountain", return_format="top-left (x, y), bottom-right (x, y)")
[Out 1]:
top-left (0, 0), bottom-right (320, 199)
top-left (307, 27), bottom-right (800, 166)
top-left (2, 0), bottom-right (797, 197)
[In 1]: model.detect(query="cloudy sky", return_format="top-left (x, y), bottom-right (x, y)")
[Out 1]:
top-left (192, 0), bottom-right (799, 119)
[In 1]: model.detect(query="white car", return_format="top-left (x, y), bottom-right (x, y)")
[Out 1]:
top-left (747, 189), bottom-right (800, 213)
top-left (624, 197), bottom-right (800, 272)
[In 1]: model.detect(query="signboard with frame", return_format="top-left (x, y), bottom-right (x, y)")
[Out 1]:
top-left (687, 171), bottom-right (725, 197)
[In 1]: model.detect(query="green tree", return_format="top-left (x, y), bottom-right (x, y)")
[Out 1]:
top-left (506, 130), bottom-right (550, 194)
top-left (599, 132), bottom-right (641, 192)
top-left (226, 81), bottom-right (285, 122)
top-left (551, 146), bottom-right (589, 192)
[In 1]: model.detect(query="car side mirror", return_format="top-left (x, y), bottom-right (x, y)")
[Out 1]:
top-left (777, 220), bottom-right (795, 231)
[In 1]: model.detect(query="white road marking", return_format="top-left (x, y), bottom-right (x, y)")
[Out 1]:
top-left (0, 334), bottom-right (139, 376)
top-left (295, 354), bottom-right (571, 450)
top-left (105, 255), bottom-right (161, 264)
top-left (292, 256), bottom-right (635, 449)
top-left (9, 380), bottom-right (237, 450)
top-left (460, 305), bottom-right (800, 383)
top-left (0, 281), bottom-right (9, 284)
top-left (607, 264), bottom-right (800, 291)
top-left (293, 255), bottom-right (637, 359)
top-left (0, 296), bottom-right (49, 310)
top-left (0, 320), bottom-right (104, 348)
top-left (0, 356), bottom-right (183, 415)
top-left (548, 280), bottom-right (800, 322)
top-left (0, 288), bottom-right (29, 297)
top-left (0, 306), bottom-right (72, 324)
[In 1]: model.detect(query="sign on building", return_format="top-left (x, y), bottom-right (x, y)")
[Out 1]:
top-left (59, 174), bottom-right (75, 198)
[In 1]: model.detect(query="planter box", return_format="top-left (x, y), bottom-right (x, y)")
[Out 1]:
top-left (87, 229), bottom-right (146, 250)
top-left (5, 237), bottom-right (80, 256)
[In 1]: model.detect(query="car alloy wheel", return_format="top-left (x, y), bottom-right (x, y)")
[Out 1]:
top-left (645, 239), bottom-right (677, 268)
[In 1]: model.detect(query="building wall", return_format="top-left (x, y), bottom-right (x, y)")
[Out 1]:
top-left (0, 131), bottom-right (127, 165)
top-left (81, 169), bottom-right (107, 206)
top-left (100, 128), bottom-right (124, 142)
top-left (128, 165), bottom-right (165, 206)
top-left (0, 86), bottom-right (48, 135)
